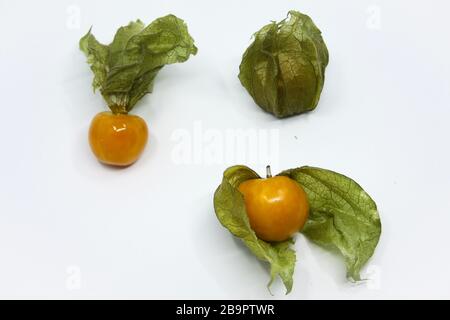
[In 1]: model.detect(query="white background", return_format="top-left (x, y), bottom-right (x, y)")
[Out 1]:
top-left (0, 0), bottom-right (449, 299)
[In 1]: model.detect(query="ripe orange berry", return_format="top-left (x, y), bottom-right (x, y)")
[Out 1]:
top-left (238, 173), bottom-right (309, 242)
top-left (89, 112), bottom-right (148, 167)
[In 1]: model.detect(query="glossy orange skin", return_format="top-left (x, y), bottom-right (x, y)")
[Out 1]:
top-left (238, 176), bottom-right (309, 242)
top-left (89, 112), bottom-right (148, 167)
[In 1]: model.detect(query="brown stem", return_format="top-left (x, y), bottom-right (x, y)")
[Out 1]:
top-left (266, 165), bottom-right (272, 178)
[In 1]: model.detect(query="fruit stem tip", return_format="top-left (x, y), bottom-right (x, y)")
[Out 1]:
top-left (266, 165), bottom-right (272, 178)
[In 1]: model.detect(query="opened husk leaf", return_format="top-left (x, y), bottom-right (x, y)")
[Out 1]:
top-left (279, 167), bottom-right (381, 280)
top-left (239, 10), bottom-right (329, 118)
top-left (213, 165), bottom-right (296, 294)
top-left (80, 15), bottom-right (197, 114)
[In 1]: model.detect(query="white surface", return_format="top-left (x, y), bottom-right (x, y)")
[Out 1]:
top-left (0, 0), bottom-right (450, 299)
